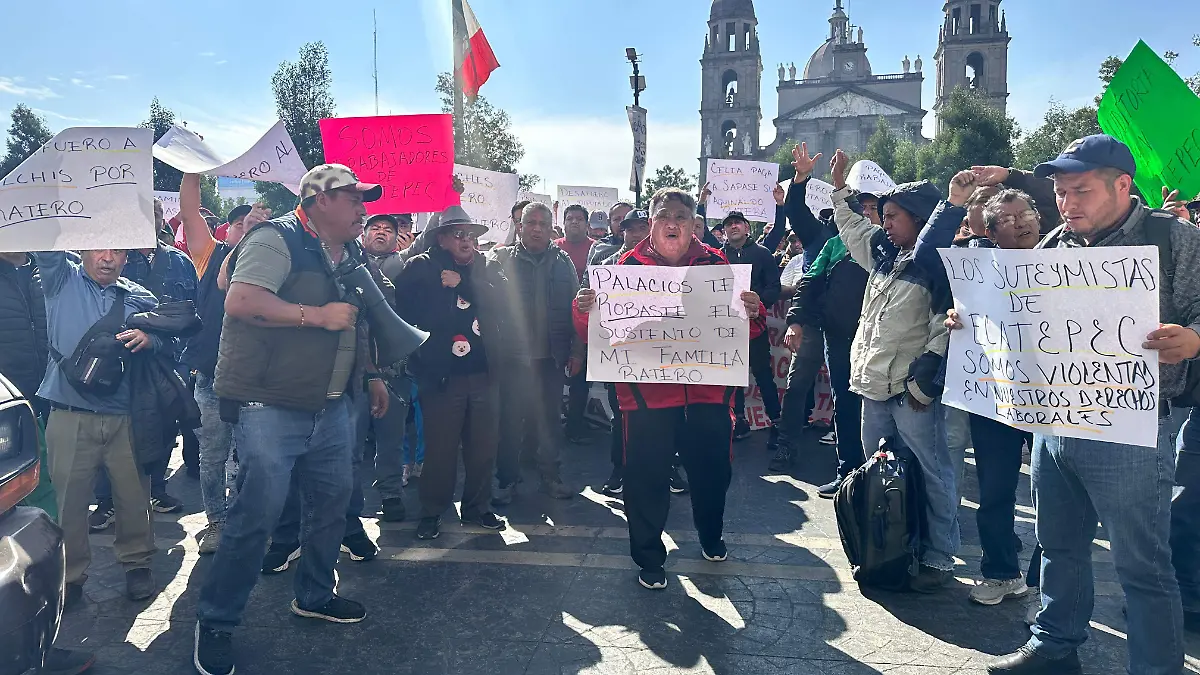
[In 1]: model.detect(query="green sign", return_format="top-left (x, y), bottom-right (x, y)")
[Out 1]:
top-left (1097, 40), bottom-right (1200, 209)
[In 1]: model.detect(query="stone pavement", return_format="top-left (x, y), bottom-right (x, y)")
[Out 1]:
top-left (55, 423), bottom-right (1200, 674)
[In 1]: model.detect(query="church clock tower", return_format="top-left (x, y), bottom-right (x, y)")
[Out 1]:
top-left (934, 0), bottom-right (1011, 131)
top-left (700, 0), bottom-right (763, 179)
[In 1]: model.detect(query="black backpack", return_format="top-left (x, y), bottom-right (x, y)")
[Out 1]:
top-left (49, 288), bottom-right (130, 396)
top-left (834, 436), bottom-right (927, 591)
top-left (1143, 213), bottom-right (1200, 408)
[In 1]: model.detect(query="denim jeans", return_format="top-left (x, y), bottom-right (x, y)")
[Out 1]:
top-left (824, 333), bottom-right (863, 478)
top-left (969, 413), bottom-right (1031, 580)
top-left (1029, 417), bottom-right (1182, 674)
top-left (371, 375), bottom-right (412, 501)
top-left (403, 381), bottom-right (425, 465)
top-left (1173, 407), bottom-right (1200, 614)
top-left (194, 373), bottom-right (235, 525)
top-left (197, 395), bottom-right (353, 631)
top-left (860, 394), bottom-right (959, 571)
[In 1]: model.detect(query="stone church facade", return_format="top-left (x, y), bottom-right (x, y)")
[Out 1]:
top-left (699, 0), bottom-right (1011, 181)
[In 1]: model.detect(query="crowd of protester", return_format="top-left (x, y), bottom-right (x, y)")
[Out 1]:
top-left (4, 133), bottom-right (1200, 675)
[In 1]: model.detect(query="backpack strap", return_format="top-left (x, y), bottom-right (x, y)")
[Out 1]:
top-left (1143, 212), bottom-right (1176, 287)
top-left (48, 287), bottom-right (129, 364)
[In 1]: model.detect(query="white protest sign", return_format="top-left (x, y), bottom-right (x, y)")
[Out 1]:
top-left (848, 160), bottom-right (896, 196)
top-left (557, 185), bottom-right (619, 219)
top-left (627, 105), bottom-right (647, 192)
top-left (939, 246), bottom-right (1161, 448)
top-left (454, 164), bottom-right (519, 245)
top-left (154, 190), bottom-right (180, 221)
top-left (586, 264), bottom-right (752, 387)
top-left (705, 158), bottom-right (779, 222)
top-left (152, 121), bottom-right (307, 194)
top-left (0, 127), bottom-right (155, 252)
top-left (805, 177), bottom-right (835, 216)
top-left (518, 191), bottom-right (551, 207)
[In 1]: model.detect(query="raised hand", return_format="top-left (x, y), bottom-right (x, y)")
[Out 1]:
top-left (830, 149), bottom-right (850, 190)
top-left (791, 142), bottom-right (823, 182)
top-left (948, 170), bottom-right (978, 207)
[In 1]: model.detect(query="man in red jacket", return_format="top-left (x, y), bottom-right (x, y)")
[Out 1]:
top-left (573, 187), bottom-right (765, 590)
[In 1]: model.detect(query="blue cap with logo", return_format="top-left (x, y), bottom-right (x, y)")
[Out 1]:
top-left (1033, 134), bottom-right (1137, 179)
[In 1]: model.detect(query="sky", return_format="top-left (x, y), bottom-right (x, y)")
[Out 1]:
top-left (1, 0), bottom-right (1198, 200)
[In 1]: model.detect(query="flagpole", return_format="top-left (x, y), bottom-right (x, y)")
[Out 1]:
top-left (373, 9), bottom-right (379, 115)
top-left (451, 0), bottom-right (466, 159)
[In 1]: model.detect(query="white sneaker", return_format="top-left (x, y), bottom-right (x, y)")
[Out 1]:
top-left (197, 523), bottom-right (222, 555)
top-left (819, 431), bottom-right (837, 445)
top-left (1024, 596), bottom-right (1041, 625)
top-left (969, 577), bottom-right (1030, 606)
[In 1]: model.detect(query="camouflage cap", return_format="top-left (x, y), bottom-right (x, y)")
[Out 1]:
top-left (299, 164), bottom-right (383, 203)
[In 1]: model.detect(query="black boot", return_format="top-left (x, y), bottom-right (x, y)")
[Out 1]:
top-left (986, 646), bottom-right (1082, 674)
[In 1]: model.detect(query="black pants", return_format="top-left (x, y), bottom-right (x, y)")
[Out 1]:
top-left (419, 373), bottom-right (499, 519)
top-left (733, 332), bottom-right (781, 423)
top-left (780, 326), bottom-right (825, 438)
top-left (825, 332), bottom-right (864, 478)
top-left (496, 359), bottom-right (564, 487)
top-left (969, 412), bottom-right (1032, 580)
top-left (608, 384), bottom-right (623, 470)
top-left (624, 404), bottom-right (733, 570)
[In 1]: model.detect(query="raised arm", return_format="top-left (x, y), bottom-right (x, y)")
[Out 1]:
top-left (180, 174), bottom-right (216, 260)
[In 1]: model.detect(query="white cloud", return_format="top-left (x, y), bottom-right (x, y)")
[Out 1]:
top-left (33, 108), bottom-right (100, 124)
top-left (214, 60), bottom-right (228, 66)
top-left (171, 104), bottom-right (279, 160)
top-left (0, 76), bottom-right (59, 99)
top-left (46, 76), bottom-right (60, 82)
top-left (198, 51), bottom-right (216, 58)
top-left (69, 77), bottom-right (94, 89)
top-left (106, 74), bottom-right (130, 81)
top-left (512, 115), bottom-right (699, 198)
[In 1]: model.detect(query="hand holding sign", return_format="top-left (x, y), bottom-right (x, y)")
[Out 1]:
top-left (704, 159), bottom-right (779, 221)
top-left (153, 121), bottom-right (308, 194)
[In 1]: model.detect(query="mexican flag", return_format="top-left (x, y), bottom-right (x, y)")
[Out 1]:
top-left (453, 0), bottom-right (500, 98)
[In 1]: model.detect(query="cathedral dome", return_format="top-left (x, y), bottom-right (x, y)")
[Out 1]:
top-left (802, 39), bottom-right (873, 79)
top-left (709, 0), bottom-right (755, 21)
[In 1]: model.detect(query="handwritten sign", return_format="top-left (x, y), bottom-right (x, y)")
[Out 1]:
top-left (586, 264), bottom-right (752, 387)
top-left (1098, 40), bottom-right (1200, 209)
top-left (705, 158), bottom-right (779, 222)
top-left (848, 160), bottom-right (896, 197)
top-left (557, 185), bottom-right (619, 220)
top-left (153, 121), bottom-right (307, 194)
top-left (0, 127), bottom-right (155, 252)
top-left (319, 114), bottom-right (458, 216)
top-left (939, 246), bottom-right (1160, 448)
top-left (743, 299), bottom-right (833, 429)
top-left (518, 191), bottom-right (551, 207)
top-left (805, 178), bottom-right (835, 216)
top-left (454, 164), bottom-right (519, 245)
top-left (627, 105), bottom-right (647, 192)
top-left (154, 190), bottom-right (180, 221)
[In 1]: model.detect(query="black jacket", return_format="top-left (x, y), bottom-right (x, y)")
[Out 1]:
top-left (127, 302), bottom-right (202, 468)
top-left (783, 178), bottom-right (837, 269)
top-left (487, 242), bottom-right (579, 368)
top-left (395, 246), bottom-right (508, 385)
top-left (0, 255), bottom-right (48, 400)
top-left (722, 240), bottom-right (782, 307)
top-left (788, 244), bottom-right (868, 340)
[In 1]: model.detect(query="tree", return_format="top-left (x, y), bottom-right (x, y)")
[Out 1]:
top-left (436, 72), bottom-right (539, 190)
top-left (1013, 101), bottom-right (1102, 170)
top-left (256, 41), bottom-right (335, 214)
top-left (862, 118), bottom-right (900, 178)
top-left (200, 175), bottom-right (224, 215)
top-left (0, 104), bottom-right (53, 178)
top-left (770, 140), bottom-right (798, 182)
top-left (643, 165), bottom-right (696, 196)
top-left (904, 87), bottom-right (1016, 189)
top-left (140, 97), bottom-right (184, 191)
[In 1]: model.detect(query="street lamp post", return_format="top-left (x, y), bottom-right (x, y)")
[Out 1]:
top-left (626, 48), bottom-right (647, 207)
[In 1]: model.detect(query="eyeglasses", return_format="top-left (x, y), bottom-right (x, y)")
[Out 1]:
top-left (449, 230), bottom-right (478, 240)
top-left (994, 210), bottom-right (1039, 227)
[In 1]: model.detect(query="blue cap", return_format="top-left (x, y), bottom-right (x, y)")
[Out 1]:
top-left (1033, 134), bottom-right (1136, 179)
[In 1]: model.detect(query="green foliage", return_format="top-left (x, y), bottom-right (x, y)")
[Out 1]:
top-left (199, 175), bottom-right (224, 215)
top-left (863, 118), bottom-right (899, 177)
top-left (770, 140), bottom-right (798, 182)
top-left (644, 165), bottom-right (697, 196)
top-left (1013, 101), bottom-right (1102, 171)
top-left (436, 72), bottom-right (532, 186)
top-left (140, 97), bottom-right (183, 191)
top-left (0, 104), bottom-right (52, 178)
top-left (256, 41), bottom-right (335, 215)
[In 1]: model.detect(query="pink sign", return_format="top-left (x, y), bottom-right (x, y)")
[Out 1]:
top-left (319, 114), bottom-right (459, 215)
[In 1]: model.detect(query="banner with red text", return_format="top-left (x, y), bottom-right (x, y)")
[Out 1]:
top-left (743, 299), bottom-right (834, 430)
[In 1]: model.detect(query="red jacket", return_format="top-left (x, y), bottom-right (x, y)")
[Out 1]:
top-left (572, 236), bottom-right (767, 411)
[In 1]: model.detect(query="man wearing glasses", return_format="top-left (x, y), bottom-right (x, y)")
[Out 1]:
top-left (394, 206), bottom-right (509, 541)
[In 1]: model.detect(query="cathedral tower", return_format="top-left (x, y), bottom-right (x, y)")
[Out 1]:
top-left (700, 0), bottom-right (763, 173)
top-left (934, 0), bottom-right (1011, 131)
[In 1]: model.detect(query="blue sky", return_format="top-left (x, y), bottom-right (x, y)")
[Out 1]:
top-left (1, 0), bottom-right (1198, 197)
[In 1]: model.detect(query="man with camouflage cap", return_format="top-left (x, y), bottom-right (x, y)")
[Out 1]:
top-left (194, 164), bottom-right (383, 675)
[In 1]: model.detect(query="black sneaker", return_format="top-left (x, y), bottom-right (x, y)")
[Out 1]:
top-left (909, 564), bottom-right (953, 594)
top-left (600, 467), bottom-right (623, 496)
top-left (340, 532), bottom-right (379, 561)
top-left (40, 647), bottom-right (95, 675)
top-left (765, 424), bottom-right (780, 453)
top-left (767, 446), bottom-right (793, 473)
top-left (669, 467), bottom-right (689, 494)
top-left (817, 476), bottom-right (844, 499)
top-left (289, 595), bottom-right (366, 623)
top-left (702, 540), bottom-right (728, 562)
top-left (126, 568), bottom-right (154, 601)
top-left (88, 501), bottom-right (115, 531)
top-left (733, 418), bottom-right (752, 441)
top-left (416, 517), bottom-right (441, 540)
top-left (63, 581), bottom-right (84, 611)
top-left (194, 622), bottom-right (234, 675)
top-left (150, 492), bottom-right (183, 514)
top-left (261, 542), bottom-right (301, 574)
top-left (185, 462), bottom-right (201, 479)
top-left (380, 497), bottom-right (406, 522)
top-left (638, 567), bottom-right (667, 590)
top-left (461, 511), bottom-right (504, 530)
top-left (986, 645), bottom-right (1082, 674)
